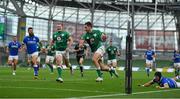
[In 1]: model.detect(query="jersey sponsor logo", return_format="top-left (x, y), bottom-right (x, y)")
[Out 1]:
top-left (27, 41), bottom-right (36, 44)
top-left (11, 45), bottom-right (18, 48)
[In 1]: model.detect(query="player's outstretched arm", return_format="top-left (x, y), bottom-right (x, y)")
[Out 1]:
top-left (138, 80), bottom-right (154, 87)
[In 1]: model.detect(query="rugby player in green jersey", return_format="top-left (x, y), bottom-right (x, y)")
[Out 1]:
top-left (81, 22), bottom-right (117, 82)
top-left (53, 24), bottom-right (73, 83)
top-left (106, 40), bottom-right (120, 78)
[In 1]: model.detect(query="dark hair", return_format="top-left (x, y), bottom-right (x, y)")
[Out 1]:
top-left (154, 72), bottom-right (162, 78)
top-left (85, 22), bottom-right (92, 27)
top-left (28, 27), bottom-right (33, 31)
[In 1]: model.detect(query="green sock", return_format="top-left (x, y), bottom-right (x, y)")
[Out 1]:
top-left (96, 69), bottom-right (102, 78)
top-left (109, 70), bottom-right (113, 77)
top-left (57, 67), bottom-right (62, 78)
top-left (47, 64), bottom-right (53, 72)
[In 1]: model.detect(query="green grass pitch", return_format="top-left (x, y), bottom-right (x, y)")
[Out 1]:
top-left (0, 66), bottom-right (179, 98)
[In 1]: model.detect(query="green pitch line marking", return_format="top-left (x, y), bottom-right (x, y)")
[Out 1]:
top-left (0, 86), bottom-right (117, 94)
top-left (80, 88), bottom-right (180, 98)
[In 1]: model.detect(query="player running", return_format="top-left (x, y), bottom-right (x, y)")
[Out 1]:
top-left (173, 49), bottom-right (180, 76)
top-left (6, 36), bottom-right (21, 75)
top-left (80, 22), bottom-right (117, 82)
top-left (106, 40), bottom-right (120, 78)
top-left (74, 40), bottom-right (88, 77)
top-left (139, 71), bottom-right (180, 89)
top-left (23, 27), bottom-right (39, 79)
top-left (53, 24), bottom-right (73, 83)
top-left (144, 46), bottom-right (156, 77)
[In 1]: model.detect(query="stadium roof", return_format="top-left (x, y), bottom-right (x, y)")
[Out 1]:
top-left (32, 0), bottom-right (180, 12)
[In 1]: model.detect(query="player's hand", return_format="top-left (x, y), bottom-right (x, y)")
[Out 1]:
top-left (138, 84), bottom-right (144, 87)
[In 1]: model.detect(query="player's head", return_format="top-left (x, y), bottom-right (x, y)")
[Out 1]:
top-left (28, 27), bottom-right (34, 36)
top-left (154, 72), bottom-right (162, 82)
top-left (109, 39), bottom-right (113, 46)
top-left (13, 36), bottom-right (17, 42)
top-left (148, 46), bottom-right (152, 50)
top-left (57, 23), bottom-right (63, 31)
top-left (79, 39), bottom-right (84, 47)
top-left (84, 22), bottom-right (92, 32)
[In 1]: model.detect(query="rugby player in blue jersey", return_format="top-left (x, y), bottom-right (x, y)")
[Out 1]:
top-left (23, 27), bottom-right (39, 79)
top-left (6, 36), bottom-right (21, 75)
top-left (173, 50), bottom-right (180, 76)
top-left (144, 46), bottom-right (156, 77)
top-left (139, 72), bottom-right (180, 89)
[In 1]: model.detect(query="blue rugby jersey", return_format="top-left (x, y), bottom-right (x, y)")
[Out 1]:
top-left (23, 36), bottom-right (39, 54)
top-left (8, 41), bottom-right (21, 56)
top-left (173, 53), bottom-right (180, 63)
top-left (153, 77), bottom-right (177, 88)
top-left (145, 50), bottom-right (155, 60)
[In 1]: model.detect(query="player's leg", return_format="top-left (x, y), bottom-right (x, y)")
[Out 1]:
top-left (92, 53), bottom-right (103, 81)
top-left (111, 59), bottom-right (119, 77)
top-left (8, 56), bottom-right (14, 75)
top-left (31, 52), bottom-right (39, 79)
top-left (145, 60), bottom-right (151, 77)
top-left (63, 51), bottom-right (73, 75)
top-left (27, 55), bottom-right (33, 70)
top-left (37, 55), bottom-right (41, 70)
top-left (99, 59), bottom-right (118, 78)
top-left (55, 51), bottom-right (63, 83)
top-left (79, 56), bottom-right (84, 77)
top-left (107, 60), bottom-right (113, 77)
top-left (12, 56), bottom-right (18, 75)
top-left (174, 63), bottom-right (180, 76)
top-left (45, 56), bottom-right (53, 73)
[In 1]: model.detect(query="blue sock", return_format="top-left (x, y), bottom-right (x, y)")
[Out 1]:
top-left (34, 66), bottom-right (38, 76)
top-left (146, 68), bottom-right (150, 75)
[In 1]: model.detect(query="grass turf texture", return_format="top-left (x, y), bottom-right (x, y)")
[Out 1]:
top-left (0, 67), bottom-right (179, 98)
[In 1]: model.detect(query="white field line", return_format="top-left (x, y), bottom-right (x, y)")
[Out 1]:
top-left (0, 86), bottom-right (116, 94)
top-left (79, 88), bottom-right (180, 98)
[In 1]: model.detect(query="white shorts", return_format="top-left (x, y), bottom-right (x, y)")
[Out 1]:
top-left (55, 51), bottom-right (66, 57)
top-left (146, 59), bottom-right (153, 65)
top-left (95, 46), bottom-right (105, 57)
top-left (8, 55), bottom-right (18, 61)
top-left (174, 63), bottom-right (180, 68)
top-left (46, 56), bottom-right (55, 63)
top-left (28, 52), bottom-right (39, 58)
top-left (107, 59), bottom-right (117, 65)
